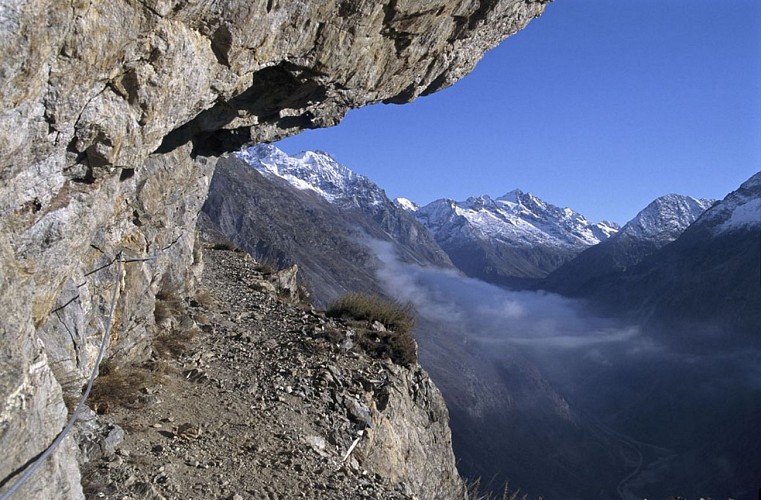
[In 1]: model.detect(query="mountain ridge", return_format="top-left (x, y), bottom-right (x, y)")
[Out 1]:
top-left (237, 145), bottom-right (389, 209)
top-left (407, 189), bottom-right (619, 286)
top-left (545, 172), bottom-right (761, 339)
top-left (544, 193), bottom-right (715, 297)
top-left (237, 145), bottom-right (624, 288)
top-left (700, 171), bottom-right (761, 234)
top-left (203, 148), bottom-right (453, 307)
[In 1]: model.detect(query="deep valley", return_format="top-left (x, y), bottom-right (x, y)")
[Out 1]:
top-left (202, 145), bottom-right (761, 499)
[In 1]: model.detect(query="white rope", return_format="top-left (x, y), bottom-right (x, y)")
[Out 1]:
top-left (0, 257), bottom-right (122, 500)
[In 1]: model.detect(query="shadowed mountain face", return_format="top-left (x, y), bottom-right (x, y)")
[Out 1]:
top-left (202, 148), bottom-right (639, 498)
top-left (523, 174), bottom-right (761, 498)
top-left (370, 235), bottom-right (761, 500)
top-left (545, 173), bottom-right (761, 343)
top-left (206, 146), bottom-right (761, 499)
top-left (202, 150), bottom-right (452, 306)
top-left (417, 328), bottom-right (635, 500)
top-left (544, 194), bottom-right (715, 297)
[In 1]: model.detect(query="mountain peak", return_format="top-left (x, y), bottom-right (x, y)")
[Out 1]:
top-left (616, 193), bottom-right (715, 243)
top-left (496, 189), bottom-right (526, 203)
top-left (463, 194), bottom-right (495, 210)
top-left (395, 197), bottom-right (419, 212)
top-left (293, 149), bottom-right (342, 166)
top-left (418, 189), bottom-right (616, 250)
top-left (413, 189), bottom-right (620, 281)
top-left (235, 145), bottom-right (385, 207)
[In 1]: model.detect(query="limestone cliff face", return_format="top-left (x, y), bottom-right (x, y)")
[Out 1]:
top-left (0, 1), bottom-right (548, 497)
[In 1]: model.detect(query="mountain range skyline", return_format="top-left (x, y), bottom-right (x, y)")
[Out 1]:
top-left (245, 144), bottom-right (718, 233)
top-left (232, 144), bottom-right (761, 339)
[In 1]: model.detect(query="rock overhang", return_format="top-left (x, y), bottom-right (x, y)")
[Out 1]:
top-left (0, 1), bottom-right (550, 498)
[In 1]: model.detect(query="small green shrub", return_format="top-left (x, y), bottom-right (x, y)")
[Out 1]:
top-left (326, 293), bottom-right (417, 366)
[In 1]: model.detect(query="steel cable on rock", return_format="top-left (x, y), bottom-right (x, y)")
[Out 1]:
top-left (0, 232), bottom-right (187, 498)
top-left (0, 257), bottom-right (123, 500)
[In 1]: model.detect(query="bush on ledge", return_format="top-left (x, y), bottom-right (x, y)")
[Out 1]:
top-left (327, 293), bottom-right (417, 366)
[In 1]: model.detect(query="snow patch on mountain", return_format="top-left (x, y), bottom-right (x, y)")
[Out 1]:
top-left (235, 144), bottom-right (387, 208)
top-left (395, 198), bottom-right (419, 212)
top-left (706, 171), bottom-right (761, 234)
top-left (720, 199), bottom-right (761, 231)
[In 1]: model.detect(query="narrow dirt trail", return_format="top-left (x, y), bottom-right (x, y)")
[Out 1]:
top-left (80, 246), bottom-right (421, 499)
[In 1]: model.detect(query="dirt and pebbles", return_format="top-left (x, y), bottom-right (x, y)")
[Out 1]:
top-left (79, 245), bottom-right (465, 500)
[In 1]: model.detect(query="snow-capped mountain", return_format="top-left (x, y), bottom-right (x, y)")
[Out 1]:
top-left (546, 171), bottom-right (761, 337)
top-left (415, 191), bottom-right (618, 248)
top-left (206, 145), bottom-right (452, 305)
top-left (236, 144), bottom-right (387, 208)
top-left (544, 194), bottom-right (715, 296)
top-left (615, 194), bottom-right (715, 243)
top-left (403, 190), bottom-right (619, 285)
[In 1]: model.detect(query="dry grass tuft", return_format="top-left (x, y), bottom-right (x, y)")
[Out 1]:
top-left (210, 238), bottom-right (242, 252)
top-left (467, 478), bottom-right (538, 500)
top-left (192, 287), bottom-right (217, 309)
top-left (89, 361), bottom-right (170, 415)
top-left (154, 289), bottom-right (184, 326)
top-left (327, 293), bottom-right (417, 366)
top-left (253, 261), bottom-right (276, 275)
top-left (92, 292), bottom-right (198, 414)
top-left (153, 328), bottom-right (197, 359)
top-left (327, 293), bottom-right (415, 334)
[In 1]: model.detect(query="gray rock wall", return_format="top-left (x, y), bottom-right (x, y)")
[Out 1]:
top-left (364, 363), bottom-right (466, 498)
top-left (0, 0), bottom-right (548, 497)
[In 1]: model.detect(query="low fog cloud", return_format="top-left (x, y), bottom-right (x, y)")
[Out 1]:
top-left (367, 239), bottom-right (761, 391)
top-left (368, 240), bottom-right (645, 352)
top-left (366, 240), bottom-right (761, 495)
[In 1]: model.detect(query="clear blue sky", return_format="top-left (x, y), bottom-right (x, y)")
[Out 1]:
top-left (276, 0), bottom-right (761, 224)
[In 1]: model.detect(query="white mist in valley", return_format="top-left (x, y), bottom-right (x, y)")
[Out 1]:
top-left (367, 239), bottom-right (761, 499)
top-left (369, 239), bottom-right (761, 383)
top-left (369, 239), bottom-right (648, 355)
